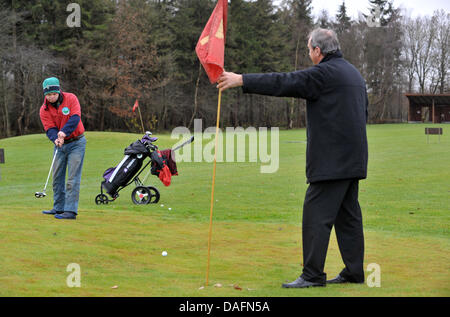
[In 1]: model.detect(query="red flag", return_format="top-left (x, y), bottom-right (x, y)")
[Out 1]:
top-left (132, 99), bottom-right (139, 112)
top-left (195, 0), bottom-right (228, 84)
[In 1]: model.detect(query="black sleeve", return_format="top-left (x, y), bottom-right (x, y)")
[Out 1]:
top-left (242, 66), bottom-right (325, 101)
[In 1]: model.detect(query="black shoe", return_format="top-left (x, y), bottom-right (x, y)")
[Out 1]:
top-left (327, 274), bottom-right (364, 284)
top-left (42, 209), bottom-right (63, 215)
top-left (282, 277), bottom-right (325, 288)
top-left (54, 211), bottom-right (77, 220)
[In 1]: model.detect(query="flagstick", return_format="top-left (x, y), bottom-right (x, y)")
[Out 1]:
top-left (206, 89), bottom-right (222, 286)
top-left (137, 106), bottom-right (145, 134)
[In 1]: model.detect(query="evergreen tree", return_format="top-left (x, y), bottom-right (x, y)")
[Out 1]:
top-left (63, 0), bottom-right (117, 131)
top-left (170, 0), bottom-right (215, 127)
top-left (335, 1), bottom-right (351, 34)
top-left (366, 0), bottom-right (395, 27)
top-left (279, 0), bottom-right (313, 128)
top-left (283, 0), bottom-right (313, 70)
top-left (333, 1), bottom-right (356, 67)
top-left (316, 9), bottom-right (332, 29)
top-left (363, 0), bottom-right (402, 120)
top-left (147, 0), bottom-right (177, 129)
top-left (225, 0), bottom-right (288, 126)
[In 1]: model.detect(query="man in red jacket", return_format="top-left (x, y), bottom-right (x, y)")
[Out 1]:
top-left (39, 77), bottom-right (86, 220)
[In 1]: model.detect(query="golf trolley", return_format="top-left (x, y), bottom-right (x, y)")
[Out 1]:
top-left (95, 131), bottom-right (192, 205)
top-left (95, 163), bottom-right (161, 206)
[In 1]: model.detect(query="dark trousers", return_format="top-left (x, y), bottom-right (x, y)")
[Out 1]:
top-left (300, 179), bottom-right (365, 284)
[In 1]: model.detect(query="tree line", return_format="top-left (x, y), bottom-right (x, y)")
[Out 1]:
top-left (0, 0), bottom-right (448, 138)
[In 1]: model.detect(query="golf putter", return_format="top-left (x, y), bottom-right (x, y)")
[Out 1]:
top-left (35, 149), bottom-right (58, 198)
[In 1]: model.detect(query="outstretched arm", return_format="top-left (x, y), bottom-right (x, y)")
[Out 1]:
top-left (216, 67), bottom-right (325, 100)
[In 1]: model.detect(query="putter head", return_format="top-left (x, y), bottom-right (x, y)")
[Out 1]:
top-left (35, 192), bottom-right (46, 198)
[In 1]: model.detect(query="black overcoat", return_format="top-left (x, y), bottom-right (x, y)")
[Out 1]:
top-left (242, 51), bottom-right (368, 183)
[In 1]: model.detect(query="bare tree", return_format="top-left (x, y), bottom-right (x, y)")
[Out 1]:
top-left (414, 16), bottom-right (437, 93)
top-left (432, 10), bottom-right (449, 94)
top-left (401, 11), bottom-right (449, 94)
top-left (402, 15), bottom-right (420, 92)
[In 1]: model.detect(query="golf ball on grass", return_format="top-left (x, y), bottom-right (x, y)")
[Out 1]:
top-left (162, 251), bottom-right (168, 256)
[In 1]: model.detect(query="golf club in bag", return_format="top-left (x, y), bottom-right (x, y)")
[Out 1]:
top-left (35, 149), bottom-right (58, 198)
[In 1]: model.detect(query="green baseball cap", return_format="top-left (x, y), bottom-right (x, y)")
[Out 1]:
top-left (43, 77), bottom-right (60, 96)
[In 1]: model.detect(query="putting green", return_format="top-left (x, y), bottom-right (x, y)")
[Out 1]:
top-left (0, 124), bottom-right (448, 296)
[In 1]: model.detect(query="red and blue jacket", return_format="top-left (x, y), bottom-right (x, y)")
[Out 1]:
top-left (39, 92), bottom-right (85, 142)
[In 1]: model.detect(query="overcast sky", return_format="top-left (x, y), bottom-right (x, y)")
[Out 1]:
top-left (274, 0), bottom-right (449, 18)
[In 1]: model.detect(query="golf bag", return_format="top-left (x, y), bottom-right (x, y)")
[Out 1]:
top-left (102, 140), bottom-right (149, 197)
top-left (95, 132), bottom-right (192, 205)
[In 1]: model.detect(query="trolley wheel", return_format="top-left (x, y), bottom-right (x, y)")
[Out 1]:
top-left (146, 186), bottom-right (160, 204)
top-left (95, 194), bottom-right (109, 205)
top-left (131, 186), bottom-right (152, 205)
top-left (131, 186), bottom-right (160, 205)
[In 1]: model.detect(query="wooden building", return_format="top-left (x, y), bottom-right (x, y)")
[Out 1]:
top-left (406, 94), bottom-right (450, 123)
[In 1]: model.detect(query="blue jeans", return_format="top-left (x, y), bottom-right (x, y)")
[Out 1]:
top-left (52, 136), bottom-right (86, 214)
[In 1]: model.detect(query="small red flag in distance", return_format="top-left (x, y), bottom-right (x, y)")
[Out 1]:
top-left (195, 0), bottom-right (228, 84)
top-left (132, 99), bottom-right (139, 112)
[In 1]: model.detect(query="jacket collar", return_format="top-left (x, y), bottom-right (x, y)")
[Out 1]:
top-left (45, 92), bottom-right (64, 109)
top-left (319, 50), bottom-right (343, 64)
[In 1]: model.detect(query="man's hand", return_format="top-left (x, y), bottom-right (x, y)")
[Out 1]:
top-left (217, 71), bottom-right (243, 91)
top-left (54, 138), bottom-right (63, 147)
top-left (57, 131), bottom-right (66, 139)
top-left (55, 131), bottom-right (66, 147)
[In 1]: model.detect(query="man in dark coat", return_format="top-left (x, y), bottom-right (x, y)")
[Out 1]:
top-left (217, 28), bottom-right (368, 288)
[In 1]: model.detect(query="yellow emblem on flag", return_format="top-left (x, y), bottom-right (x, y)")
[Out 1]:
top-left (215, 19), bottom-right (224, 39)
top-left (200, 35), bottom-right (210, 46)
top-left (199, 19), bottom-right (224, 46)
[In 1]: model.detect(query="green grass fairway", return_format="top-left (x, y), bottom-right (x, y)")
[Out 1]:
top-left (0, 124), bottom-right (449, 297)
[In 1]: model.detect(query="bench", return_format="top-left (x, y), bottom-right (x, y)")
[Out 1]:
top-left (425, 128), bottom-right (443, 143)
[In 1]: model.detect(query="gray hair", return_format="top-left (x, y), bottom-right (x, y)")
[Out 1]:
top-left (308, 28), bottom-right (340, 55)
